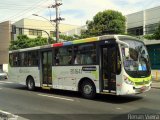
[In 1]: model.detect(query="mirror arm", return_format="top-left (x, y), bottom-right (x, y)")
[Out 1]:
top-left (114, 36), bottom-right (129, 47)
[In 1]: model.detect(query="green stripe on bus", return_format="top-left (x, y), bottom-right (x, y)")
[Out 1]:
top-left (128, 75), bottom-right (152, 86)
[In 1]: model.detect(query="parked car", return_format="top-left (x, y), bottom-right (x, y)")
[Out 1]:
top-left (0, 69), bottom-right (8, 80)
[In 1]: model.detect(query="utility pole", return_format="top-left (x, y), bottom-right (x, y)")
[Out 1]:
top-left (51, 0), bottom-right (64, 43)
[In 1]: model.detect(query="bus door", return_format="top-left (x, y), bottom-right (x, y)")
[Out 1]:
top-left (41, 51), bottom-right (52, 87)
top-left (101, 45), bottom-right (117, 92)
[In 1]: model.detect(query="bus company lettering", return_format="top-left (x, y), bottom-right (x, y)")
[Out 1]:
top-left (82, 66), bottom-right (97, 71)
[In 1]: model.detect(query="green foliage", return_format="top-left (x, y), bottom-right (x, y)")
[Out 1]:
top-left (82, 10), bottom-right (126, 37)
top-left (59, 34), bottom-right (74, 41)
top-left (153, 23), bottom-right (160, 40)
top-left (59, 34), bottom-right (82, 41)
top-left (9, 35), bottom-right (49, 50)
top-left (143, 34), bottom-right (155, 40)
top-left (142, 23), bottom-right (160, 40)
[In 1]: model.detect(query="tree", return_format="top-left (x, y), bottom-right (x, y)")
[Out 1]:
top-left (143, 34), bottom-right (155, 40)
top-left (143, 23), bottom-right (160, 40)
top-left (82, 10), bottom-right (126, 37)
top-left (9, 35), bottom-right (48, 50)
top-left (153, 23), bottom-right (160, 40)
top-left (59, 34), bottom-right (82, 41)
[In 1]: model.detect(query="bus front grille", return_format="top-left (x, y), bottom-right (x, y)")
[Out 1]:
top-left (135, 81), bottom-right (150, 85)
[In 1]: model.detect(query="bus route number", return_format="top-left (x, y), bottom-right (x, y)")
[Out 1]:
top-left (70, 69), bottom-right (82, 74)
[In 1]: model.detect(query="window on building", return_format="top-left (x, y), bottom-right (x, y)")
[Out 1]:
top-left (145, 23), bottom-right (158, 34)
top-left (11, 32), bottom-right (14, 41)
top-left (127, 26), bottom-right (143, 36)
top-left (19, 28), bottom-right (22, 35)
top-left (147, 45), bottom-right (160, 69)
top-left (37, 30), bottom-right (42, 36)
top-left (12, 25), bottom-right (16, 34)
top-left (29, 29), bottom-right (42, 36)
top-left (50, 31), bottom-right (55, 37)
top-left (29, 29), bottom-right (34, 35)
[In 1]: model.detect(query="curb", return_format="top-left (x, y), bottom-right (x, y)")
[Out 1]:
top-left (151, 87), bottom-right (160, 89)
top-left (151, 82), bottom-right (160, 89)
top-left (0, 110), bottom-right (28, 120)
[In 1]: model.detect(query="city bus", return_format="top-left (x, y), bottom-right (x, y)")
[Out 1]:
top-left (9, 35), bottom-right (152, 99)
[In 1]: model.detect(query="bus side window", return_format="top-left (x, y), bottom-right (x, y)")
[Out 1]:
top-left (73, 44), bottom-right (96, 65)
top-left (74, 54), bottom-right (81, 64)
top-left (55, 47), bottom-right (73, 65)
top-left (117, 49), bottom-right (121, 74)
top-left (54, 48), bottom-right (59, 65)
top-left (9, 54), bottom-right (13, 67)
top-left (13, 53), bottom-right (18, 66)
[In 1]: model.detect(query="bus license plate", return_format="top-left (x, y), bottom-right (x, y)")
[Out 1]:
top-left (140, 86), bottom-right (146, 92)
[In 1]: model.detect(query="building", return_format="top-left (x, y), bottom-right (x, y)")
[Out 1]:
top-left (62, 25), bottom-right (87, 36)
top-left (0, 21), bottom-right (11, 72)
top-left (143, 40), bottom-right (160, 69)
top-left (126, 6), bottom-right (160, 36)
top-left (12, 18), bottom-right (80, 40)
top-left (0, 18), bottom-right (80, 72)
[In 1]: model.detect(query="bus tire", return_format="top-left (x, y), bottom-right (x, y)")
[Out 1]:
top-left (80, 80), bottom-right (96, 99)
top-left (27, 77), bottom-right (35, 91)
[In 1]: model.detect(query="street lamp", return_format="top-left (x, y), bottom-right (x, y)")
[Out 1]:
top-left (32, 14), bottom-right (55, 26)
top-left (32, 14), bottom-right (55, 43)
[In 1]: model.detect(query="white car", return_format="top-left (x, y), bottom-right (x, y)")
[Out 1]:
top-left (0, 69), bottom-right (8, 80)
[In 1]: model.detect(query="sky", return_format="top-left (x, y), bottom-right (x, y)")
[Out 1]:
top-left (0, 0), bottom-right (160, 26)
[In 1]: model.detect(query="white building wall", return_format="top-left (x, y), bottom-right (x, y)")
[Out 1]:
top-left (126, 5), bottom-right (160, 35)
top-left (145, 6), bottom-right (160, 25)
top-left (63, 25), bottom-right (87, 36)
top-left (13, 18), bottom-right (80, 40)
top-left (126, 11), bottom-right (143, 29)
top-left (3, 64), bottom-right (8, 73)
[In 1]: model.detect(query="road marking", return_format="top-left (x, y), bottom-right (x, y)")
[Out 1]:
top-left (116, 108), bottom-right (122, 110)
top-left (0, 109), bottom-right (18, 120)
top-left (0, 88), bottom-right (2, 90)
top-left (38, 94), bottom-right (74, 101)
top-left (0, 81), bottom-right (13, 84)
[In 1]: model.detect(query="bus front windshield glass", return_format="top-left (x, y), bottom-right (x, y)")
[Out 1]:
top-left (121, 40), bottom-right (151, 78)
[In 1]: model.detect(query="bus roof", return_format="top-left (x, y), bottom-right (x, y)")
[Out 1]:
top-left (9, 35), bottom-right (140, 53)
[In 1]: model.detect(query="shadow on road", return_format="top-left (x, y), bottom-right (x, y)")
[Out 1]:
top-left (2, 83), bottom-right (143, 104)
top-left (19, 108), bottom-right (160, 120)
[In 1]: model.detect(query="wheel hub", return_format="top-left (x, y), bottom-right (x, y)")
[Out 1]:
top-left (28, 80), bottom-right (33, 89)
top-left (83, 85), bottom-right (92, 94)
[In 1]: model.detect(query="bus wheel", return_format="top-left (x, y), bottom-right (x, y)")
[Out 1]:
top-left (27, 77), bottom-right (35, 91)
top-left (80, 80), bottom-right (96, 99)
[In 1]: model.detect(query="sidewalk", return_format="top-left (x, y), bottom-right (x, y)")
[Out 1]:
top-left (151, 70), bottom-right (160, 89)
top-left (152, 80), bottom-right (160, 89)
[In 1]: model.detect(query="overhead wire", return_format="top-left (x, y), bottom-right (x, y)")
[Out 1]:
top-left (0, 0), bottom-right (50, 23)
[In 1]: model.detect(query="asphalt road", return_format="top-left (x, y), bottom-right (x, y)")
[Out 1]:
top-left (0, 80), bottom-right (159, 120)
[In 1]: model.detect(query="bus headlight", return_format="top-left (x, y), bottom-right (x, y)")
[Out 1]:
top-left (124, 76), bottom-right (134, 85)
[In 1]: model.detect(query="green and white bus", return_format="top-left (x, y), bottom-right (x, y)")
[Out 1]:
top-left (9, 35), bottom-right (152, 99)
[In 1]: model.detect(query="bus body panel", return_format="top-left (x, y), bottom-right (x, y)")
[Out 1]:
top-left (9, 67), bottom-right (40, 87)
top-left (116, 69), bottom-right (151, 95)
top-left (52, 65), bottom-right (100, 92)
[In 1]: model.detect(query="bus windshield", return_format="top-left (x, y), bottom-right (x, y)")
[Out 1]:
top-left (121, 39), bottom-right (151, 78)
